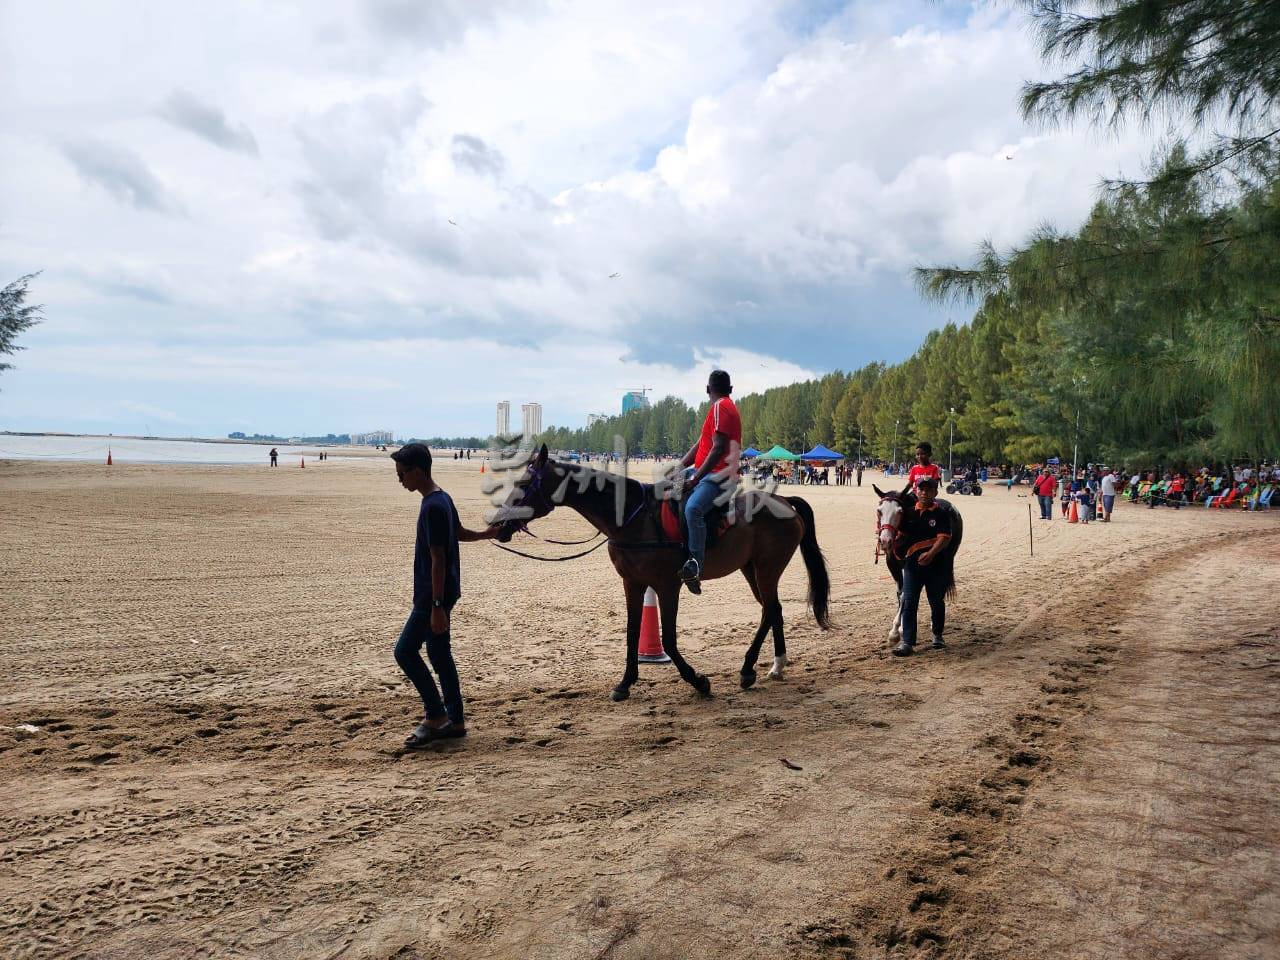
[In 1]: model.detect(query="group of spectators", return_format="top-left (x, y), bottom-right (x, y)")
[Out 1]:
top-left (1129, 464), bottom-right (1278, 510)
top-left (1029, 462), bottom-right (1279, 521)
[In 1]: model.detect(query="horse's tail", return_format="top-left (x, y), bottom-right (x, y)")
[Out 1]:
top-left (786, 497), bottom-right (831, 629)
top-left (942, 508), bottom-right (963, 599)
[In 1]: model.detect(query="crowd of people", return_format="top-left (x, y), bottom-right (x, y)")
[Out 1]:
top-left (1029, 462), bottom-right (1279, 522)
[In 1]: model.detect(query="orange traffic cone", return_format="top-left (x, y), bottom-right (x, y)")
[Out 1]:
top-left (1068, 499), bottom-right (1078, 523)
top-left (300, 457), bottom-right (305, 469)
top-left (106, 448), bottom-right (112, 466)
top-left (637, 587), bottom-right (670, 664)
top-left (480, 462), bottom-right (486, 474)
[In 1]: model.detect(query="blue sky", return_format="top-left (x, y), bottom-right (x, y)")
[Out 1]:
top-left (0, 0), bottom-right (1154, 439)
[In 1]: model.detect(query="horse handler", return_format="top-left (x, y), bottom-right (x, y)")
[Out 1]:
top-left (391, 443), bottom-right (498, 748)
top-left (892, 476), bottom-right (953, 657)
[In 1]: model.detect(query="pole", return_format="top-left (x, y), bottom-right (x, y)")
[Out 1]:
top-left (1072, 406), bottom-right (1081, 479)
top-left (892, 419), bottom-right (900, 474)
top-left (949, 406), bottom-right (955, 477)
top-left (1028, 503), bottom-right (1033, 557)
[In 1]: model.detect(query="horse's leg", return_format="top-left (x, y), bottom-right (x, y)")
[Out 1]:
top-left (657, 583), bottom-right (710, 697)
top-left (739, 563), bottom-right (770, 689)
top-left (611, 578), bottom-right (644, 702)
top-left (888, 563), bottom-right (903, 642)
top-left (747, 563), bottom-right (786, 679)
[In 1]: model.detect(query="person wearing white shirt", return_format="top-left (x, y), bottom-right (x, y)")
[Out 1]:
top-left (1100, 470), bottom-right (1118, 521)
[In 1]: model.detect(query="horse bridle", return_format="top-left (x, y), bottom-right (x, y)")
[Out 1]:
top-left (874, 495), bottom-right (901, 565)
top-left (494, 460), bottom-right (649, 560)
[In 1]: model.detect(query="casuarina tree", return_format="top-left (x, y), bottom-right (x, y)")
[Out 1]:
top-left (0, 272), bottom-right (43, 385)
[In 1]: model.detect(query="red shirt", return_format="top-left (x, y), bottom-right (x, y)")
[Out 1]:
top-left (906, 462), bottom-right (942, 491)
top-left (695, 397), bottom-right (742, 474)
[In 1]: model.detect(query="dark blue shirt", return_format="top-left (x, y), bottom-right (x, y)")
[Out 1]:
top-left (414, 489), bottom-right (461, 610)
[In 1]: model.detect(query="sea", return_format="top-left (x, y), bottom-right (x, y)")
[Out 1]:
top-left (0, 434), bottom-right (315, 465)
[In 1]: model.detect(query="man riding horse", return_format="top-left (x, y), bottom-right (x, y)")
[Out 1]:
top-left (674, 369), bottom-right (741, 595)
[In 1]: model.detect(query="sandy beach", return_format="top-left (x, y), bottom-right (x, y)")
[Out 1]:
top-left (1, 456), bottom-right (1276, 959)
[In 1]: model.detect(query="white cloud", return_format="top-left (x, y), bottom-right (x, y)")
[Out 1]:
top-left (0, 1), bottom-right (1165, 437)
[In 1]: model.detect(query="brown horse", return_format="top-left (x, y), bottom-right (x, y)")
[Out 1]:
top-left (495, 445), bottom-right (830, 701)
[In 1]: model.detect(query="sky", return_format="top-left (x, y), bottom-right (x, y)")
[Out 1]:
top-left (0, 0), bottom-right (1158, 439)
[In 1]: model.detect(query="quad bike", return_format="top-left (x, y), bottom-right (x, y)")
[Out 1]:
top-left (946, 478), bottom-right (984, 496)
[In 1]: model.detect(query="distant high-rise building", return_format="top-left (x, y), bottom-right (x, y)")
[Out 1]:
top-left (622, 391), bottom-right (650, 415)
top-left (496, 401), bottom-right (511, 437)
top-left (521, 402), bottom-right (542, 441)
top-left (350, 429), bottom-right (393, 446)
top-left (587, 413), bottom-right (608, 427)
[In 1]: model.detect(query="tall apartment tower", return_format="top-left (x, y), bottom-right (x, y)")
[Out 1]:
top-left (520, 402), bottom-right (542, 441)
top-left (496, 401), bottom-right (510, 437)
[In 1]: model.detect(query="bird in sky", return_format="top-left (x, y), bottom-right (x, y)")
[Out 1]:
top-left (448, 218), bottom-right (458, 226)
top-left (609, 272), bottom-right (620, 278)
top-left (1005, 155), bottom-right (1014, 160)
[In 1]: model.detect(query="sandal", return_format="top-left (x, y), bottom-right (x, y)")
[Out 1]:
top-left (404, 721), bottom-right (448, 748)
top-left (404, 721), bottom-right (467, 748)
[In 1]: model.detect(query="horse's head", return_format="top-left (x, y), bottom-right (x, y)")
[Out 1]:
top-left (493, 444), bottom-right (560, 543)
top-left (872, 483), bottom-right (911, 550)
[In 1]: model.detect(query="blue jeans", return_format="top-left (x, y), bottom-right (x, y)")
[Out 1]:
top-left (394, 608), bottom-right (464, 724)
top-left (683, 472), bottom-right (724, 571)
top-left (1037, 494), bottom-right (1053, 519)
top-left (899, 555), bottom-right (947, 648)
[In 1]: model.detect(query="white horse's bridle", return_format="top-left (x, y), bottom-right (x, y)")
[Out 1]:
top-left (874, 497), bottom-right (902, 564)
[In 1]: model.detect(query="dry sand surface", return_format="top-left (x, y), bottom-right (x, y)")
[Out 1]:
top-left (1, 456), bottom-right (1277, 959)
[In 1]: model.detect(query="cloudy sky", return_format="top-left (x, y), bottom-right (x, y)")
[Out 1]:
top-left (0, 0), bottom-right (1156, 439)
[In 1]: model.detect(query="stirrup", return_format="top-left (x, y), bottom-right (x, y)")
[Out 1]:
top-left (680, 557), bottom-right (702, 594)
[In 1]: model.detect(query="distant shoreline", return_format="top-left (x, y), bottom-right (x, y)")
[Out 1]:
top-left (1, 431), bottom-right (332, 447)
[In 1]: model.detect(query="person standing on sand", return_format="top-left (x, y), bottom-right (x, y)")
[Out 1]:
top-left (1033, 468), bottom-right (1056, 519)
top-left (269, 447), bottom-right (278, 467)
top-left (892, 476), bottom-right (953, 657)
top-left (1100, 469), bottom-right (1117, 521)
top-left (391, 443), bottom-right (498, 748)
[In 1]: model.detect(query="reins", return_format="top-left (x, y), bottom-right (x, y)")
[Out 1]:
top-left (489, 465), bottom-right (656, 561)
top-left (490, 537), bottom-right (611, 562)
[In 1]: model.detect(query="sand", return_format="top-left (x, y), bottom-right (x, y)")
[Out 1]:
top-left (0, 456), bottom-right (1276, 959)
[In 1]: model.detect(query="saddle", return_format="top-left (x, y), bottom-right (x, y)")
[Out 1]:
top-left (658, 495), bottom-right (741, 550)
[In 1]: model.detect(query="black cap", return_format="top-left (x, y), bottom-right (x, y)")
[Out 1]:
top-left (391, 442), bottom-right (432, 473)
top-left (917, 475), bottom-right (939, 489)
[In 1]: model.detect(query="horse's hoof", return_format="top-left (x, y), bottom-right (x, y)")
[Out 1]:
top-left (610, 686), bottom-right (630, 702)
top-left (739, 669), bottom-right (757, 690)
top-left (694, 674), bottom-right (712, 697)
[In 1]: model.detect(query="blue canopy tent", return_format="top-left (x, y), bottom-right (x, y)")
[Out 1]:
top-left (741, 446), bottom-right (761, 459)
top-left (800, 443), bottom-right (844, 461)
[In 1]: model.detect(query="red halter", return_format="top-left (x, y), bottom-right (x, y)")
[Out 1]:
top-left (874, 496), bottom-right (901, 565)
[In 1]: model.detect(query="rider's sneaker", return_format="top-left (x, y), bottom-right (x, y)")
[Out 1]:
top-left (680, 558), bottom-right (702, 595)
top-left (931, 634), bottom-right (946, 649)
top-left (891, 640), bottom-right (914, 657)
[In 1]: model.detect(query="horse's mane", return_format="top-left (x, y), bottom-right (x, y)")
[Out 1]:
top-left (550, 459), bottom-right (649, 520)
